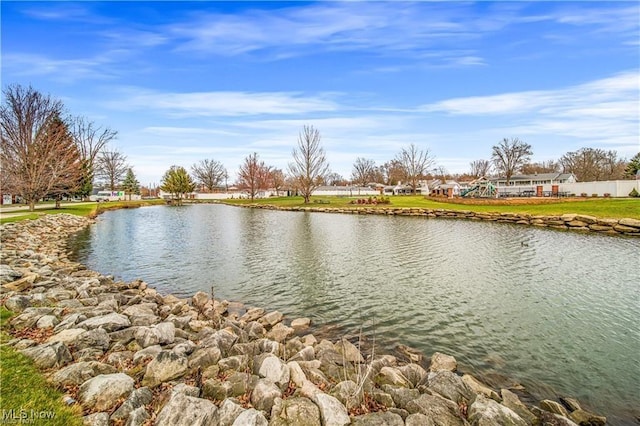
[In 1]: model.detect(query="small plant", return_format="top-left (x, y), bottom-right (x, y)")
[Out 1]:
top-left (591, 193), bottom-right (598, 198)
top-left (581, 193), bottom-right (588, 197)
top-left (603, 193), bottom-right (611, 198)
top-left (629, 188), bottom-right (640, 198)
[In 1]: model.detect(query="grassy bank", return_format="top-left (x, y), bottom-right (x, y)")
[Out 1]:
top-left (0, 307), bottom-right (83, 426)
top-left (224, 196), bottom-right (640, 220)
top-left (0, 199), bottom-right (165, 224)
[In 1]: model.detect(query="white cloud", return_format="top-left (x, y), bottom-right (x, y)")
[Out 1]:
top-left (109, 89), bottom-right (339, 117)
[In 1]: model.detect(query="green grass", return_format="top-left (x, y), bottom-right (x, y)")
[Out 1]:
top-left (0, 307), bottom-right (83, 425)
top-left (0, 199), bottom-right (165, 224)
top-left (224, 195), bottom-right (640, 219)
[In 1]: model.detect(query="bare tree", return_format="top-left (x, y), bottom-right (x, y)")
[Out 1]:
top-left (491, 138), bottom-right (533, 185)
top-left (288, 125), bottom-right (330, 203)
top-left (71, 116), bottom-right (117, 199)
top-left (238, 152), bottom-right (270, 200)
top-left (351, 157), bottom-right (377, 186)
top-left (380, 160), bottom-right (403, 185)
top-left (270, 168), bottom-right (286, 196)
top-left (325, 172), bottom-right (346, 186)
top-left (395, 143), bottom-right (435, 193)
top-left (0, 85), bottom-right (81, 211)
top-left (560, 148), bottom-right (626, 181)
top-left (469, 159), bottom-right (492, 178)
top-left (521, 160), bottom-right (559, 175)
top-left (434, 165), bottom-right (449, 183)
top-left (96, 148), bottom-right (128, 190)
top-left (191, 158), bottom-right (227, 192)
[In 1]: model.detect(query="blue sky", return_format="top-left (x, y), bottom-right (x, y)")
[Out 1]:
top-left (2, 1), bottom-right (639, 186)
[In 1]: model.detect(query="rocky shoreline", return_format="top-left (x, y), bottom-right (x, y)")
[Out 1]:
top-left (231, 203), bottom-right (640, 237)
top-left (1, 214), bottom-right (610, 425)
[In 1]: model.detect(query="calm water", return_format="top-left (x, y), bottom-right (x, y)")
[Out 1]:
top-left (71, 204), bottom-right (640, 424)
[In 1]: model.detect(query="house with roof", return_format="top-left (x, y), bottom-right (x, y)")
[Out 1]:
top-left (489, 173), bottom-right (577, 196)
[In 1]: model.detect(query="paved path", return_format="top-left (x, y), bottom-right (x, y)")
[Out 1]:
top-left (0, 202), bottom-right (94, 219)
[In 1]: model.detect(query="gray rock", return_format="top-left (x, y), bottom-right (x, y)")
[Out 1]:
top-left (110, 387), bottom-right (153, 422)
top-left (430, 352), bottom-right (458, 372)
top-left (106, 351), bottom-right (134, 368)
top-left (124, 407), bottom-right (150, 426)
top-left (398, 363), bottom-right (428, 388)
top-left (11, 307), bottom-right (56, 329)
top-left (4, 295), bottom-right (31, 312)
top-left (468, 395), bottom-right (528, 426)
top-left (155, 392), bottom-right (219, 426)
top-left (201, 329), bottom-right (237, 355)
top-left (133, 345), bottom-right (162, 364)
top-left (172, 383), bottom-right (201, 397)
top-left (289, 346), bottom-right (315, 362)
top-left (375, 366), bottom-right (412, 388)
top-left (219, 354), bottom-right (250, 372)
top-left (259, 310), bottom-right (283, 327)
top-left (290, 317), bottom-right (311, 331)
top-left (406, 393), bottom-right (468, 425)
top-left (232, 408), bottom-right (268, 426)
top-left (462, 375), bottom-right (500, 401)
top-left (245, 321), bottom-right (266, 339)
top-left (142, 350), bottom-right (189, 388)
top-left (257, 354), bottom-right (290, 390)
top-left (75, 328), bottom-right (110, 352)
top-left (47, 328), bottom-right (85, 345)
top-left (122, 303), bottom-right (160, 326)
top-left (250, 378), bottom-right (282, 412)
top-left (351, 411), bottom-right (405, 426)
top-left (202, 372), bottom-right (257, 401)
top-left (330, 380), bottom-right (362, 411)
top-left (83, 412), bottom-right (110, 426)
top-left (189, 346), bottom-right (222, 369)
top-left (270, 396), bottom-right (321, 426)
top-left (54, 313), bottom-right (87, 333)
top-left (405, 413), bottom-right (436, 426)
top-left (78, 373), bottom-right (135, 412)
top-left (192, 291), bottom-right (210, 310)
top-left (77, 312), bottom-right (131, 332)
top-left (266, 323), bottom-right (294, 343)
top-left (240, 307), bottom-right (265, 322)
top-left (20, 341), bottom-right (72, 368)
top-left (569, 409), bottom-right (606, 426)
top-left (501, 389), bottom-right (537, 425)
top-left (382, 385), bottom-right (420, 410)
top-left (135, 322), bottom-right (175, 347)
top-left (172, 340), bottom-right (196, 356)
top-left (311, 392), bottom-right (350, 426)
top-left (52, 361), bottom-right (117, 387)
top-left (219, 398), bottom-right (246, 426)
top-left (334, 338), bottom-right (365, 364)
top-left (541, 400), bottom-right (570, 417)
top-left (427, 370), bottom-right (475, 403)
top-left (530, 407), bottom-right (579, 426)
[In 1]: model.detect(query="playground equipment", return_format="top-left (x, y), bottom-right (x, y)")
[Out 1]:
top-left (461, 180), bottom-right (497, 198)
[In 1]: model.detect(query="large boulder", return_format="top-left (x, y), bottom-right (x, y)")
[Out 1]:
top-left (155, 392), bottom-right (219, 426)
top-left (501, 389), bottom-right (537, 425)
top-left (351, 411), bottom-right (405, 425)
top-left (462, 375), bottom-right (499, 401)
top-left (406, 393), bottom-right (468, 425)
top-left (189, 346), bottom-right (222, 370)
top-left (231, 408), bottom-right (267, 426)
top-left (110, 387), bottom-right (153, 423)
top-left (468, 395), bottom-right (528, 426)
top-left (270, 397), bottom-right (321, 426)
top-left (334, 338), bottom-right (365, 364)
top-left (51, 361), bottom-right (117, 387)
top-left (311, 392), bottom-right (350, 426)
top-left (427, 371), bottom-right (475, 403)
top-left (135, 322), bottom-right (175, 348)
top-left (430, 352), bottom-right (457, 372)
top-left (20, 341), bottom-right (72, 369)
top-left (218, 398), bottom-right (246, 426)
top-left (375, 366), bottom-right (412, 388)
top-left (141, 350), bottom-right (189, 388)
top-left (77, 312), bottom-right (131, 332)
top-left (78, 373), bottom-right (135, 412)
top-left (250, 379), bottom-right (282, 413)
top-left (257, 354), bottom-right (290, 390)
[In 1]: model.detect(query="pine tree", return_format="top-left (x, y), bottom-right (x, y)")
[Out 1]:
top-left (121, 168), bottom-right (140, 201)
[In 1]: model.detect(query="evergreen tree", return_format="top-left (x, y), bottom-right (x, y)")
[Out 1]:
top-left (121, 167), bottom-right (140, 200)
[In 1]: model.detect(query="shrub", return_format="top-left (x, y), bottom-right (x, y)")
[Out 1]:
top-left (591, 194), bottom-right (598, 198)
top-left (629, 188), bottom-right (640, 198)
top-left (581, 193), bottom-right (588, 197)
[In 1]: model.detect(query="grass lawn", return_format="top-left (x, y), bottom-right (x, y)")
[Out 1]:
top-left (0, 199), bottom-right (165, 224)
top-left (0, 307), bottom-right (83, 425)
top-left (224, 195), bottom-right (640, 219)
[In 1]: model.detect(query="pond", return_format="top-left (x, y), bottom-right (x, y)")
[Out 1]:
top-left (71, 204), bottom-right (640, 424)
